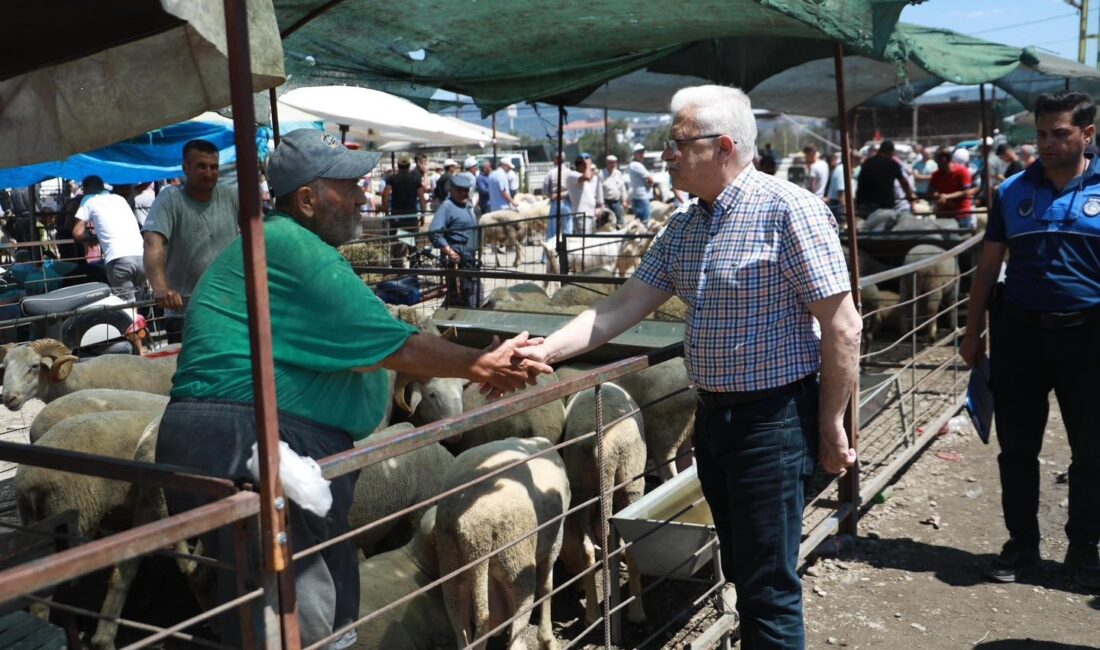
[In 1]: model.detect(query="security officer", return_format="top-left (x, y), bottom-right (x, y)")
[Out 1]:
top-left (962, 91), bottom-right (1100, 588)
top-left (428, 172), bottom-right (480, 307)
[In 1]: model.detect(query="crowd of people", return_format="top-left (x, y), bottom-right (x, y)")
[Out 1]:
top-left (752, 138), bottom-right (1042, 229)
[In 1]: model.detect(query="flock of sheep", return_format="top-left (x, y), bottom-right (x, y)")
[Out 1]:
top-left (0, 284), bottom-right (698, 650)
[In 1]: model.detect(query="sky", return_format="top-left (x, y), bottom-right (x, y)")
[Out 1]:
top-left (902, 0), bottom-right (1095, 64)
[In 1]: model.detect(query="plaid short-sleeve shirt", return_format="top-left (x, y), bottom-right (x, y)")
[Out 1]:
top-left (634, 166), bottom-right (851, 392)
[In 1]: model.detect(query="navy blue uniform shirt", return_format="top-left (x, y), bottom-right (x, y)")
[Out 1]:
top-left (986, 156), bottom-right (1100, 312)
top-left (428, 197), bottom-right (479, 259)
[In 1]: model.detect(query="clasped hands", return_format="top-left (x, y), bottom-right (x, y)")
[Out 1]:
top-left (474, 332), bottom-right (553, 397)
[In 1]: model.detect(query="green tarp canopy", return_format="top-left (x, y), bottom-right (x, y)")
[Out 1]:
top-left (276, 0), bottom-right (909, 114)
top-left (580, 23), bottom-right (1100, 116)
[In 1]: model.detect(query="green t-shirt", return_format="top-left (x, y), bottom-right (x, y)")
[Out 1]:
top-left (170, 212), bottom-right (417, 439)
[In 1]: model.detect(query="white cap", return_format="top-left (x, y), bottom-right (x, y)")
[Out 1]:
top-left (605, 154), bottom-right (618, 162)
top-left (499, 158), bottom-right (513, 168)
top-left (443, 158), bottom-right (458, 168)
top-left (463, 156), bottom-right (478, 169)
top-left (951, 148), bottom-right (970, 165)
top-left (632, 143), bottom-right (645, 153)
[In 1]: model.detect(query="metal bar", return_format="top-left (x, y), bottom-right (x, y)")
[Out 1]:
top-left (859, 392), bottom-right (967, 503)
top-left (860, 233), bottom-right (982, 286)
top-left (119, 589), bottom-right (264, 650)
top-left (0, 441), bottom-right (238, 498)
top-left (593, 384), bottom-right (613, 648)
top-left (491, 113), bottom-right (498, 166)
top-left (797, 502), bottom-right (852, 561)
top-left (0, 491), bottom-right (258, 603)
top-left (979, 83), bottom-right (992, 210)
top-left (350, 266), bottom-right (628, 284)
top-left (603, 106), bottom-right (610, 158)
top-left (269, 87), bottom-right (280, 147)
top-left (222, 0), bottom-right (291, 579)
top-left (690, 615), bottom-right (737, 650)
top-left (233, 519), bottom-right (258, 650)
top-left (556, 106), bottom-right (568, 274)
top-left (319, 344), bottom-right (682, 478)
top-left (833, 40), bottom-right (861, 537)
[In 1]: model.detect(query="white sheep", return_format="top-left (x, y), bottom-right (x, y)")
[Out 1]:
top-left (899, 244), bottom-right (959, 341)
top-left (560, 383), bottom-right (647, 626)
top-left (348, 423), bottom-right (455, 556)
top-left (1, 339), bottom-right (177, 411)
top-left (558, 358), bottom-right (696, 482)
top-left (436, 437), bottom-right (569, 650)
top-left (480, 202), bottom-right (550, 267)
top-left (450, 371), bottom-right (565, 453)
top-left (16, 409), bottom-right (205, 650)
top-left (481, 283), bottom-right (551, 310)
top-left (28, 388), bottom-right (169, 443)
top-left (353, 507), bottom-right (453, 650)
top-left (380, 311), bottom-right (466, 430)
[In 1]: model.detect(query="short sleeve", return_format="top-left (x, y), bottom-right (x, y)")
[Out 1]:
top-left (143, 189), bottom-right (175, 240)
top-left (633, 221), bottom-right (676, 294)
top-left (779, 196), bottom-right (852, 305)
top-left (985, 192), bottom-right (1006, 242)
top-left (277, 258), bottom-right (417, 372)
top-left (74, 202), bottom-right (91, 223)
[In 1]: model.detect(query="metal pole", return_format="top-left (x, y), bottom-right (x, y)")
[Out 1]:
top-left (339, 124), bottom-right (348, 144)
top-left (269, 88), bottom-right (280, 147)
top-left (222, 0), bottom-right (298, 647)
top-left (833, 42), bottom-right (861, 537)
top-left (911, 104), bottom-right (918, 143)
top-left (491, 113), bottom-right (498, 166)
top-left (1080, 0), bottom-right (1091, 64)
top-left (555, 106), bottom-right (568, 275)
top-left (979, 83), bottom-right (992, 209)
top-left (603, 106), bottom-right (610, 159)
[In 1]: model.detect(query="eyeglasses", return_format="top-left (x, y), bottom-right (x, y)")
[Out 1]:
top-left (663, 134), bottom-right (730, 154)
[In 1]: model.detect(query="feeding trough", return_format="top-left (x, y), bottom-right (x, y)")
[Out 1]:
top-left (612, 465), bottom-right (715, 579)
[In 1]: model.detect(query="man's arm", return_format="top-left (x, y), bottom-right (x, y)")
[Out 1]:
top-left (514, 277), bottom-right (672, 365)
top-left (381, 185), bottom-right (392, 214)
top-left (71, 219), bottom-right (87, 242)
top-left (379, 331), bottom-right (550, 395)
top-left (143, 231), bottom-right (183, 310)
top-left (960, 241), bottom-right (1007, 367)
top-left (808, 291), bottom-right (862, 475)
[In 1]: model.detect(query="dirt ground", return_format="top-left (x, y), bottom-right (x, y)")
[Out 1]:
top-left (801, 397), bottom-right (1100, 650)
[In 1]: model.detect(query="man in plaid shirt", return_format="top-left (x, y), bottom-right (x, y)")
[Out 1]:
top-left (517, 85), bottom-right (861, 649)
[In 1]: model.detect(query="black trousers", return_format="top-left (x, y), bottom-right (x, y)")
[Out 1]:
top-left (990, 305), bottom-right (1100, 550)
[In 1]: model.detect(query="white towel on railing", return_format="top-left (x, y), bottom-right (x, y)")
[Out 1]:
top-left (246, 441), bottom-right (333, 517)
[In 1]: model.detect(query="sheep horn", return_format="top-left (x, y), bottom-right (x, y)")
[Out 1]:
top-left (440, 327), bottom-right (458, 341)
top-left (30, 338), bottom-right (72, 360)
top-left (49, 354), bottom-right (79, 382)
top-left (0, 343), bottom-right (15, 364)
top-left (394, 374), bottom-right (414, 413)
top-left (406, 383), bottom-right (423, 415)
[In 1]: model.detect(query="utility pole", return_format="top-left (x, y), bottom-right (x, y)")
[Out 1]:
top-left (1067, 0), bottom-right (1089, 64)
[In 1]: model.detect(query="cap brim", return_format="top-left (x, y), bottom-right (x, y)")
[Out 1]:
top-left (319, 148), bottom-right (382, 181)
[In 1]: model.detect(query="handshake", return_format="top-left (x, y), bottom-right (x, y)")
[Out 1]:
top-left (472, 331), bottom-right (555, 398)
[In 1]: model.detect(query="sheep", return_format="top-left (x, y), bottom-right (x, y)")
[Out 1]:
top-left (558, 357), bottom-right (695, 482)
top-left (15, 409), bottom-right (205, 650)
top-left (449, 371), bottom-right (565, 453)
top-left (354, 507), bottom-right (453, 650)
top-left (480, 201), bottom-right (550, 267)
top-left (348, 423), bottom-right (455, 556)
top-left (29, 388), bottom-right (169, 443)
top-left (0, 339), bottom-right (176, 411)
top-left (481, 283), bottom-right (551, 310)
top-left (648, 200), bottom-right (676, 224)
top-left (548, 270), bottom-right (616, 309)
top-left (380, 310), bottom-right (466, 430)
top-left (899, 244), bottom-right (959, 341)
top-left (436, 437), bottom-right (569, 650)
top-left (559, 383), bottom-right (647, 626)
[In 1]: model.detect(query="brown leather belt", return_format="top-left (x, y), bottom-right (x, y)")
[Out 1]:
top-left (697, 374), bottom-right (816, 409)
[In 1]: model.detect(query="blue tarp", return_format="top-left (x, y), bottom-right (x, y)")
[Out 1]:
top-left (0, 115), bottom-right (273, 189)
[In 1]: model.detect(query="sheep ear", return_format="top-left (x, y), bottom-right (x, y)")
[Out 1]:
top-left (0, 343), bottom-right (14, 364)
top-left (49, 355), bottom-right (78, 382)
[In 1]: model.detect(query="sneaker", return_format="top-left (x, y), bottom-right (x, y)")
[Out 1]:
top-left (986, 540), bottom-right (1040, 583)
top-left (1064, 544), bottom-right (1100, 590)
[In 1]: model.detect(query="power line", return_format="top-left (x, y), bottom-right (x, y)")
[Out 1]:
top-left (966, 11), bottom-right (1077, 36)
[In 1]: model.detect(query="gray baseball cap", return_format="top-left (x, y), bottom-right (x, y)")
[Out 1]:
top-left (267, 129), bottom-right (382, 198)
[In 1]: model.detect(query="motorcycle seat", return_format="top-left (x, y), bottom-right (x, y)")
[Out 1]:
top-left (21, 282), bottom-right (113, 316)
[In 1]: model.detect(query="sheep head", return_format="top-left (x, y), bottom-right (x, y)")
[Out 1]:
top-left (31, 339), bottom-right (78, 383)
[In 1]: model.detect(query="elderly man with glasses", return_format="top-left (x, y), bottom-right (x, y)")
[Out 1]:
top-left (515, 85), bottom-right (860, 649)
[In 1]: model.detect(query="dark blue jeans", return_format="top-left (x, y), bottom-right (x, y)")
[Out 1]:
top-left (693, 384), bottom-right (819, 650)
top-left (990, 306), bottom-right (1100, 550)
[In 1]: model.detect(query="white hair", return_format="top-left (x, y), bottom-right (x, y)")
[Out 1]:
top-left (670, 85), bottom-right (757, 166)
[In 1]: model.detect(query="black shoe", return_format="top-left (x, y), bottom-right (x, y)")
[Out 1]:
top-left (1064, 544), bottom-right (1100, 590)
top-left (986, 540), bottom-right (1040, 583)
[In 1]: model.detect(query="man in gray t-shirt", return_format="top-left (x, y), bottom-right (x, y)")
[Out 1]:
top-left (143, 139), bottom-right (239, 341)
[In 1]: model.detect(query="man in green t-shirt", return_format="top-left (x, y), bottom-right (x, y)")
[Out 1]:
top-left (156, 129), bottom-right (550, 648)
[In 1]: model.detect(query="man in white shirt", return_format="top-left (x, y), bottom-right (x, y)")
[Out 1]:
top-left (601, 154), bottom-right (627, 226)
top-left (803, 146), bottom-right (829, 200)
top-left (565, 156), bottom-right (604, 233)
top-left (628, 143), bottom-right (654, 221)
top-left (73, 175), bottom-right (146, 299)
